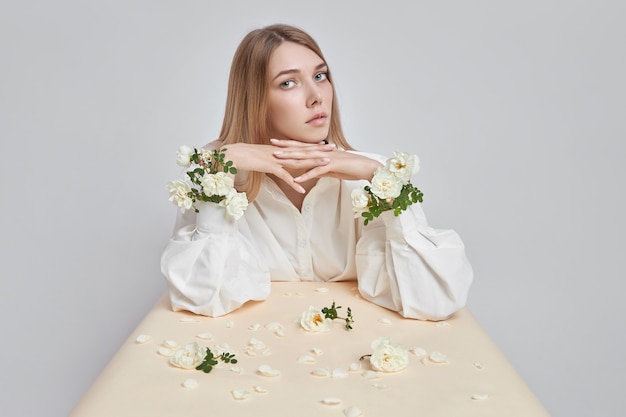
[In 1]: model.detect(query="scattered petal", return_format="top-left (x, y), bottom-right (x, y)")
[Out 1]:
top-left (343, 405), bottom-right (363, 417)
top-left (265, 322), bottom-right (284, 332)
top-left (311, 347), bottom-right (324, 356)
top-left (258, 365), bottom-right (281, 377)
top-left (248, 338), bottom-right (267, 351)
top-left (253, 385), bottom-right (268, 393)
top-left (261, 349), bottom-right (272, 356)
top-left (348, 362), bottom-right (361, 372)
top-left (244, 348), bottom-right (257, 357)
top-left (231, 389), bottom-right (251, 400)
top-left (331, 368), bottom-right (348, 378)
top-left (471, 393), bottom-right (489, 401)
top-left (163, 340), bottom-right (178, 348)
top-left (248, 323), bottom-right (261, 331)
top-left (410, 347), bottom-right (427, 357)
top-left (283, 292), bottom-right (292, 296)
top-left (436, 321), bottom-right (451, 328)
top-left (196, 332), bottom-right (213, 340)
top-left (377, 318), bottom-right (392, 325)
top-left (275, 329), bottom-right (286, 337)
top-left (179, 317), bottom-right (200, 323)
top-left (230, 366), bottom-right (243, 374)
top-left (217, 343), bottom-right (234, 352)
top-left (372, 383), bottom-right (390, 390)
top-left (362, 370), bottom-right (380, 380)
top-left (135, 334), bottom-right (152, 344)
top-left (182, 378), bottom-right (198, 389)
top-left (297, 355), bottom-right (316, 364)
top-left (295, 291), bottom-right (305, 297)
top-left (321, 397), bottom-right (342, 405)
top-left (158, 347), bottom-right (173, 357)
top-left (420, 357), bottom-right (429, 365)
top-left (315, 287), bottom-right (329, 293)
top-left (226, 321), bottom-right (235, 328)
top-left (473, 362), bottom-right (484, 369)
top-left (311, 367), bottom-right (330, 377)
top-left (429, 351), bottom-right (448, 363)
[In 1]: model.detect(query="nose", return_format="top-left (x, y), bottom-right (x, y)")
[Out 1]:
top-left (306, 85), bottom-right (323, 107)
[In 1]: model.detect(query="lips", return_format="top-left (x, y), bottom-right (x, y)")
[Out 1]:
top-left (307, 112), bottom-right (328, 124)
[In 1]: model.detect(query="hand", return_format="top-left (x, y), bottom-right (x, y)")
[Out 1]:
top-left (214, 140), bottom-right (334, 194)
top-left (272, 144), bottom-right (382, 184)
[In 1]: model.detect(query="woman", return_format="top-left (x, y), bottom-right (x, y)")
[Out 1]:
top-left (161, 24), bottom-right (473, 320)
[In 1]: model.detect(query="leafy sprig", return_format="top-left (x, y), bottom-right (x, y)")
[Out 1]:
top-left (322, 301), bottom-right (355, 330)
top-left (195, 347), bottom-right (238, 373)
top-left (361, 183), bottom-right (423, 226)
top-left (186, 148), bottom-right (238, 209)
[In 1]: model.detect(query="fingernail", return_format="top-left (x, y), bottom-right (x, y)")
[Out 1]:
top-left (320, 158), bottom-right (330, 162)
top-left (270, 138), bottom-right (278, 142)
top-left (274, 151), bottom-right (283, 155)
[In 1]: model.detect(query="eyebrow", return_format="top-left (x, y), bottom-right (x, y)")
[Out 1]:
top-left (271, 62), bottom-right (328, 81)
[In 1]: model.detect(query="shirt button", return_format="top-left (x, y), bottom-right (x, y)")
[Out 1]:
top-left (303, 205), bottom-right (311, 212)
top-left (299, 240), bottom-right (307, 248)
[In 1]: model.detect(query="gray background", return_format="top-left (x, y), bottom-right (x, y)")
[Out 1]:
top-left (1, 1), bottom-right (624, 416)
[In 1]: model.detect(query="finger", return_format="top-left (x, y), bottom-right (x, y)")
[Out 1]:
top-left (277, 157), bottom-right (330, 171)
top-left (273, 145), bottom-right (336, 158)
top-left (271, 167), bottom-right (306, 193)
top-left (293, 165), bottom-right (333, 183)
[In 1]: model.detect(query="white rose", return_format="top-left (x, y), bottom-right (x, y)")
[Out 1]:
top-left (300, 306), bottom-right (332, 332)
top-left (200, 171), bottom-right (234, 197)
top-left (219, 189), bottom-right (249, 219)
top-left (199, 148), bottom-right (213, 164)
top-left (369, 337), bottom-right (409, 372)
top-left (166, 180), bottom-right (193, 212)
top-left (370, 167), bottom-right (402, 199)
top-left (176, 145), bottom-right (194, 167)
top-left (386, 151), bottom-right (420, 183)
top-left (169, 342), bottom-right (206, 369)
top-left (351, 188), bottom-right (370, 218)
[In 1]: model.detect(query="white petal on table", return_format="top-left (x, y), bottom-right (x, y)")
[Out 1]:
top-left (181, 378), bottom-right (198, 389)
top-left (344, 405), bottom-right (364, 417)
top-left (471, 393), bottom-right (489, 401)
top-left (311, 367), bottom-right (330, 377)
top-left (195, 332), bottom-right (213, 340)
top-left (320, 397), bottom-right (342, 405)
top-left (231, 389), bottom-right (251, 400)
top-left (315, 287), bottom-right (329, 293)
top-left (331, 368), bottom-right (348, 378)
top-left (257, 365), bottom-right (281, 377)
top-left (410, 347), bottom-right (428, 357)
top-left (135, 334), bottom-right (152, 344)
top-left (429, 351), bottom-right (448, 363)
top-left (297, 355), bottom-right (317, 364)
top-left (162, 340), bottom-right (178, 348)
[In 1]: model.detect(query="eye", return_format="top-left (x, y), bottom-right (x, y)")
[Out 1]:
top-left (315, 72), bottom-right (328, 82)
top-left (280, 80), bottom-right (296, 89)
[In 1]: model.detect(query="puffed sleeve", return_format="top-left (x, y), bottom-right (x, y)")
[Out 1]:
top-left (355, 203), bottom-right (473, 321)
top-left (160, 201), bottom-right (271, 317)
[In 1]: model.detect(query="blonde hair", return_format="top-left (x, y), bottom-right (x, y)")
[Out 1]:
top-left (218, 23), bottom-right (353, 201)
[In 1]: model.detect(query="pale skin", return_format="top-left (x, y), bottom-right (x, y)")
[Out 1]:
top-left (214, 42), bottom-right (381, 210)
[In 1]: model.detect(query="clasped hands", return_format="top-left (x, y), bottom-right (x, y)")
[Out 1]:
top-left (220, 139), bottom-right (381, 194)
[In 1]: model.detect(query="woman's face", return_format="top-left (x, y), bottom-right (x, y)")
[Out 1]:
top-left (266, 41), bottom-right (333, 143)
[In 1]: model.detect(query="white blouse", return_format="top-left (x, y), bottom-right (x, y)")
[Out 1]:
top-left (161, 152), bottom-right (473, 320)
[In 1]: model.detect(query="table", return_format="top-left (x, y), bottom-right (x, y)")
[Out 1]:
top-left (70, 282), bottom-right (550, 417)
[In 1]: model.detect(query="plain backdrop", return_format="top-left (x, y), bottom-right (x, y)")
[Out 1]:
top-left (1, 1), bottom-right (624, 416)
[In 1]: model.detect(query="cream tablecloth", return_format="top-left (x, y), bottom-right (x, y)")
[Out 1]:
top-left (70, 282), bottom-right (550, 417)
